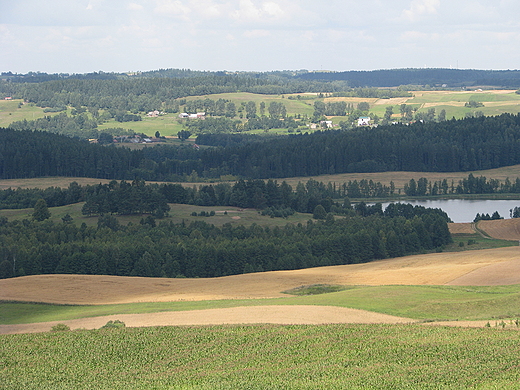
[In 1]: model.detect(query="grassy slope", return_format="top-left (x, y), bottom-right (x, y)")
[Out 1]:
top-left (2, 324), bottom-right (520, 389)
top-left (0, 99), bottom-right (50, 127)
top-left (0, 202), bottom-right (314, 228)
top-left (2, 284), bottom-right (520, 325)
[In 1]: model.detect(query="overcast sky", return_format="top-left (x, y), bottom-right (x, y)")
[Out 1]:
top-left (1, 0), bottom-right (519, 74)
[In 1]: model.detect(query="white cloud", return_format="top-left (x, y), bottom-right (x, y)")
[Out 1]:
top-left (128, 2), bottom-right (144, 11)
top-left (155, 0), bottom-right (192, 20)
top-left (402, 0), bottom-right (440, 22)
top-left (244, 29), bottom-right (271, 38)
top-left (262, 2), bottom-right (284, 17)
top-left (231, 0), bottom-right (287, 23)
top-left (189, 0), bottom-right (224, 18)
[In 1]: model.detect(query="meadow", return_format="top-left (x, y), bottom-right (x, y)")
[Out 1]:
top-left (2, 283), bottom-right (520, 326)
top-left (0, 201), bottom-right (313, 228)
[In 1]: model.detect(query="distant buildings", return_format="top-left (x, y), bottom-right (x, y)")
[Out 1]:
top-left (357, 117), bottom-right (371, 126)
top-left (179, 112), bottom-right (205, 119)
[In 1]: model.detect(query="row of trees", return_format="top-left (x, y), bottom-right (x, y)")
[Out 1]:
top-left (0, 204), bottom-right (452, 279)
top-left (404, 174), bottom-right (520, 196)
top-left (81, 179), bottom-right (170, 218)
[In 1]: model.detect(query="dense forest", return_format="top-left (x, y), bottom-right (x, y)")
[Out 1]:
top-left (0, 203), bottom-right (451, 279)
top-left (297, 68), bottom-right (520, 88)
top-left (4, 68), bottom-right (520, 88)
top-left (3, 113), bottom-right (520, 180)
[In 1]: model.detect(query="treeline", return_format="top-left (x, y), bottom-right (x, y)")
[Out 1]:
top-left (0, 77), bottom-right (352, 112)
top-left (0, 178), bottom-right (390, 215)
top-left (4, 114), bottom-right (520, 181)
top-left (297, 68), bottom-right (520, 88)
top-left (0, 127), bottom-right (139, 179)
top-left (81, 179), bottom-right (170, 217)
top-left (6, 68), bottom-right (520, 90)
top-left (404, 174), bottom-right (520, 196)
top-left (0, 204), bottom-right (452, 279)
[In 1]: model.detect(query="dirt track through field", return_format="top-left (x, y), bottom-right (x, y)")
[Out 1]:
top-left (0, 306), bottom-right (415, 335)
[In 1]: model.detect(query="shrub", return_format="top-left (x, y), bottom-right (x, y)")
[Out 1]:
top-left (51, 323), bottom-right (70, 332)
top-left (100, 320), bottom-right (126, 329)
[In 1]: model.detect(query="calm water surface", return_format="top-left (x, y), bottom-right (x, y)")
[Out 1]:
top-left (380, 199), bottom-right (520, 223)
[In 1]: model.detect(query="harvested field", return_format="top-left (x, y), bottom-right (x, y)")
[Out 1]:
top-left (3, 247), bottom-right (520, 306)
top-left (447, 257), bottom-right (520, 286)
top-left (0, 306), bottom-right (414, 334)
top-left (449, 222), bottom-right (475, 234)
top-left (478, 218), bottom-right (520, 241)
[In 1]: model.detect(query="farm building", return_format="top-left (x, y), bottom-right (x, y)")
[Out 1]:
top-left (358, 117), bottom-right (371, 126)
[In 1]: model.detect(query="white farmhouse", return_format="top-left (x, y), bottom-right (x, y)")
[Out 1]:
top-left (357, 117), bottom-right (371, 126)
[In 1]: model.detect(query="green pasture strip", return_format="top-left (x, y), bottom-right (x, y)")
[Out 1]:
top-left (0, 202), bottom-right (315, 228)
top-left (185, 92), bottom-right (316, 116)
top-left (448, 234), bottom-right (517, 250)
top-left (286, 285), bottom-right (520, 321)
top-left (2, 324), bottom-right (520, 389)
top-left (3, 284), bottom-right (520, 325)
top-left (97, 114), bottom-right (185, 137)
top-left (0, 299), bottom-right (247, 325)
top-left (0, 100), bottom-right (49, 128)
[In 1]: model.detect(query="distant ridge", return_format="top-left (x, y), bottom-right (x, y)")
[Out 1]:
top-left (3, 68), bottom-right (520, 88)
top-left (296, 68), bottom-right (520, 88)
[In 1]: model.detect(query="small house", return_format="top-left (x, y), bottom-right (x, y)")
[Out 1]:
top-left (358, 117), bottom-right (371, 126)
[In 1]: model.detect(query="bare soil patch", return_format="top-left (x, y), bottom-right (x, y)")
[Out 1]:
top-left (2, 247), bottom-right (520, 306)
top-left (0, 305), bottom-right (415, 335)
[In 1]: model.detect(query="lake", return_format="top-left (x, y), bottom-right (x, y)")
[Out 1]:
top-left (379, 199), bottom-right (520, 223)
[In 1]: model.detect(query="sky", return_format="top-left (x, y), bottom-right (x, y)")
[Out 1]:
top-left (1, 0), bottom-right (519, 74)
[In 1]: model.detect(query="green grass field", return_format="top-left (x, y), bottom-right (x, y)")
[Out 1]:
top-left (0, 202), bottom-right (314, 228)
top-left (2, 284), bottom-right (520, 325)
top-left (0, 100), bottom-right (48, 127)
top-left (97, 114), bottom-right (186, 137)
top-left (2, 323), bottom-right (520, 389)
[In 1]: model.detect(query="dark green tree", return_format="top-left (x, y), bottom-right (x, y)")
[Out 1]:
top-left (313, 204), bottom-right (327, 219)
top-left (33, 199), bottom-right (51, 221)
top-left (177, 130), bottom-right (192, 141)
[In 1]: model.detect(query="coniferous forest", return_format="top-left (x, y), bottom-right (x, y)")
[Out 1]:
top-left (3, 113), bottom-right (520, 181)
top-left (0, 203), bottom-right (451, 279)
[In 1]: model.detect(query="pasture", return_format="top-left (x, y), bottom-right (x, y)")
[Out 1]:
top-left (0, 99), bottom-right (48, 128)
top-left (0, 201), bottom-right (313, 228)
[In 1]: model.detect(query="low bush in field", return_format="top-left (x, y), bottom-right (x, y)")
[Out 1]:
top-left (50, 323), bottom-right (70, 332)
top-left (100, 320), bottom-right (126, 329)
